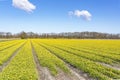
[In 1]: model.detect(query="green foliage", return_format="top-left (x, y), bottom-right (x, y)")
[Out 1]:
top-left (0, 39), bottom-right (120, 80)
top-left (0, 41), bottom-right (38, 80)
top-left (0, 40), bottom-right (25, 65)
top-left (32, 41), bottom-right (70, 76)
top-left (35, 39), bottom-right (120, 80)
top-left (20, 31), bottom-right (27, 39)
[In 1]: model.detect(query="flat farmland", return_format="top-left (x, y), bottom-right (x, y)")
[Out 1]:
top-left (0, 39), bottom-right (120, 80)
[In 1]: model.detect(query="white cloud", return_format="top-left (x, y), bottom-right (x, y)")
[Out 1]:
top-left (12, 0), bottom-right (36, 12)
top-left (69, 10), bottom-right (92, 21)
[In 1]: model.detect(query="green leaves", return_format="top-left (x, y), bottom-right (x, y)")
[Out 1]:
top-left (36, 39), bottom-right (120, 80)
top-left (32, 41), bottom-right (69, 76)
top-left (0, 41), bottom-right (38, 80)
top-left (0, 39), bottom-right (120, 80)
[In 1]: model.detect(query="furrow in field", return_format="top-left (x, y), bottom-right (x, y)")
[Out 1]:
top-left (36, 43), bottom-right (105, 80)
top-left (64, 43), bottom-right (120, 59)
top-left (46, 40), bottom-right (120, 58)
top-left (0, 40), bottom-right (38, 80)
top-left (0, 41), bottom-right (26, 65)
top-left (75, 44), bottom-right (120, 55)
top-left (66, 64), bottom-right (93, 80)
top-left (32, 46), bottom-right (56, 80)
top-left (38, 42), bottom-right (120, 80)
top-left (31, 42), bottom-right (46, 80)
top-left (71, 46), bottom-right (120, 63)
top-left (0, 40), bottom-right (23, 51)
top-left (98, 62), bottom-right (120, 71)
top-left (32, 41), bottom-right (86, 80)
top-left (45, 43), bottom-right (119, 65)
top-left (42, 42), bottom-right (120, 64)
top-left (36, 46), bottom-right (87, 80)
top-left (59, 40), bottom-right (120, 55)
top-left (32, 41), bottom-right (70, 77)
top-left (0, 42), bottom-right (25, 72)
top-left (33, 42), bottom-right (93, 80)
top-left (0, 40), bottom-right (17, 48)
top-left (79, 46), bottom-right (120, 55)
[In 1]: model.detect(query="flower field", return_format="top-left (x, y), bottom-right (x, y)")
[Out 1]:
top-left (0, 39), bottom-right (120, 80)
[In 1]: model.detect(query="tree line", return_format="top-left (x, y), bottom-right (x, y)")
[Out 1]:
top-left (0, 31), bottom-right (120, 39)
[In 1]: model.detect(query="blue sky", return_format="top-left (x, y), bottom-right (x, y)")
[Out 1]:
top-left (0, 0), bottom-right (120, 33)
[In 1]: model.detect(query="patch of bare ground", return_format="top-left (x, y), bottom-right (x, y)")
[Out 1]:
top-left (55, 68), bottom-right (73, 80)
top-left (32, 46), bottom-right (89, 80)
top-left (39, 43), bottom-right (93, 80)
top-left (99, 62), bottom-right (120, 71)
top-left (68, 64), bottom-right (93, 80)
top-left (51, 62), bottom-right (92, 80)
top-left (32, 43), bottom-right (86, 80)
top-left (31, 43), bottom-right (56, 80)
top-left (0, 43), bottom-right (25, 72)
top-left (55, 67), bottom-right (85, 80)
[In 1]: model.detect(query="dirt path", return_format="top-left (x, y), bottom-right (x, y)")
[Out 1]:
top-left (32, 42), bottom-right (84, 80)
top-left (67, 64), bottom-right (94, 80)
top-left (55, 67), bottom-right (86, 80)
top-left (31, 43), bottom-right (56, 80)
top-left (38, 43), bottom-right (92, 80)
top-left (99, 62), bottom-right (120, 71)
top-left (0, 43), bottom-right (25, 72)
top-left (31, 44), bottom-right (41, 80)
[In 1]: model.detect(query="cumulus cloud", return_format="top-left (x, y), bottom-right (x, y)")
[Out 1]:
top-left (69, 10), bottom-right (92, 21)
top-left (12, 0), bottom-right (36, 12)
